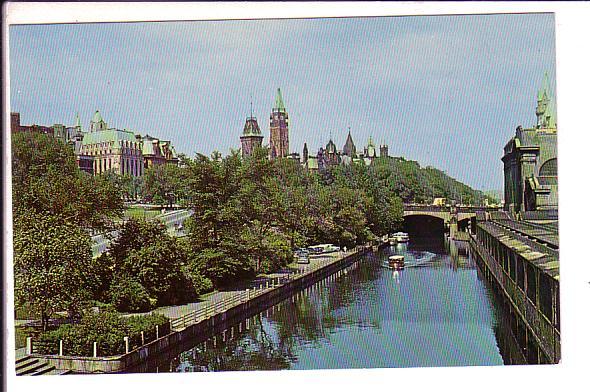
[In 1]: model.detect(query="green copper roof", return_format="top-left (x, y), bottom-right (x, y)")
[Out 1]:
top-left (545, 99), bottom-right (557, 128)
top-left (243, 117), bottom-right (262, 136)
top-left (367, 135), bottom-right (375, 147)
top-left (538, 71), bottom-right (551, 101)
top-left (82, 128), bottom-right (138, 146)
top-left (92, 110), bottom-right (104, 123)
top-left (274, 88), bottom-right (286, 111)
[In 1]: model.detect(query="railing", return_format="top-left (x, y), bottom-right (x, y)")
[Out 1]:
top-left (30, 322), bottom-right (171, 357)
top-left (170, 245), bottom-right (369, 331)
top-left (170, 275), bottom-right (295, 331)
top-left (27, 245), bottom-right (371, 359)
top-left (403, 204), bottom-right (500, 213)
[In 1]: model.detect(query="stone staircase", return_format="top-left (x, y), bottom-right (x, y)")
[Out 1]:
top-left (15, 355), bottom-right (71, 376)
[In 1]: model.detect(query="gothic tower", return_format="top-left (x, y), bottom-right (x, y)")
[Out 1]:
top-left (89, 110), bottom-right (108, 132)
top-left (342, 128), bottom-right (357, 158)
top-left (302, 142), bottom-right (309, 163)
top-left (240, 109), bottom-right (264, 158)
top-left (536, 72), bottom-right (557, 130)
top-left (365, 135), bottom-right (377, 159)
top-left (380, 142), bottom-right (389, 158)
top-left (269, 88), bottom-right (289, 159)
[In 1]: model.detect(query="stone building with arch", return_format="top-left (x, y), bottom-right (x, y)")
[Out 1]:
top-left (502, 73), bottom-right (558, 213)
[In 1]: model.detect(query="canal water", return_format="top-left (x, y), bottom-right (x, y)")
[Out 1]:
top-left (164, 238), bottom-right (515, 372)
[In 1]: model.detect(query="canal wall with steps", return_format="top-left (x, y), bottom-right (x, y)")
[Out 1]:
top-left (29, 244), bottom-right (376, 374)
top-left (16, 355), bottom-right (71, 376)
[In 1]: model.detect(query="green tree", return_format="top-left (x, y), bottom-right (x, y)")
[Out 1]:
top-left (123, 237), bottom-right (193, 305)
top-left (238, 147), bottom-right (290, 271)
top-left (12, 132), bottom-right (123, 231)
top-left (13, 211), bottom-right (93, 331)
top-left (102, 218), bottom-right (201, 308)
top-left (144, 163), bottom-right (186, 206)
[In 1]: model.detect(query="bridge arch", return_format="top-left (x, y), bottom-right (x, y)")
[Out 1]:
top-left (403, 214), bottom-right (446, 237)
top-left (402, 207), bottom-right (478, 239)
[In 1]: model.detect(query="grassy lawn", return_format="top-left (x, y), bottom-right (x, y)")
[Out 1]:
top-left (123, 207), bottom-right (161, 220)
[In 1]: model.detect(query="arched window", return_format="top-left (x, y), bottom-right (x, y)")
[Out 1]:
top-left (539, 158), bottom-right (557, 177)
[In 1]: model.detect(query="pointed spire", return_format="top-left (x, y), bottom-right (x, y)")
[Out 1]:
top-left (538, 71), bottom-right (551, 101)
top-left (536, 71), bottom-right (557, 129)
top-left (92, 110), bottom-right (103, 123)
top-left (250, 95), bottom-right (253, 119)
top-left (74, 112), bottom-right (81, 128)
top-left (243, 116), bottom-right (262, 136)
top-left (274, 88), bottom-right (286, 111)
top-left (343, 128), bottom-right (356, 158)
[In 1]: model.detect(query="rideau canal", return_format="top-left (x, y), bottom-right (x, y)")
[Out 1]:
top-left (156, 237), bottom-right (518, 372)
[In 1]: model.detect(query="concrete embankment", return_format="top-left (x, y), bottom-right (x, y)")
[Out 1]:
top-left (32, 245), bottom-right (377, 373)
top-left (468, 223), bottom-right (560, 364)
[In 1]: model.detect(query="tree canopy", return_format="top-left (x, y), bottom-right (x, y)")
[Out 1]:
top-left (13, 210), bottom-right (94, 330)
top-left (12, 132), bottom-right (125, 327)
top-left (12, 132), bottom-right (124, 231)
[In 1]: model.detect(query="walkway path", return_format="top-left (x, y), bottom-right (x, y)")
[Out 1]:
top-left (133, 249), bottom-right (360, 326)
top-left (15, 247), bottom-right (366, 360)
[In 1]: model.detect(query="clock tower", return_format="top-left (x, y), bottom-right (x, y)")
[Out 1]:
top-left (269, 88), bottom-right (289, 159)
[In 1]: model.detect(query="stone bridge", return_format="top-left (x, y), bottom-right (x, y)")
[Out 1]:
top-left (402, 205), bottom-right (499, 239)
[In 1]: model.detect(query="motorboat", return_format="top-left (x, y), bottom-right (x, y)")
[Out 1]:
top-left (391, 232), bottom-right (409, 243)
top-left (388, 255), bottom-right (405, 269)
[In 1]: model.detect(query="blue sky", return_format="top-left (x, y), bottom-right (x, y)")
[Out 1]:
top-left (9, 13), bottom-right (555, 190)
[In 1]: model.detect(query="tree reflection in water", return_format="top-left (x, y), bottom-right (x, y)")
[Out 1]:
top-left (170, 252), bottom-right (384, 372)
top-left (167, 242), bottom-right (506, 371)
top-left (171, 314), bottom-right (292, 372)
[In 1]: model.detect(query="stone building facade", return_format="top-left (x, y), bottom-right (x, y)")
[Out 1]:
top-left (11, 110), bottom-right (178, 177)
top-left (142, 134), bottom-right (179, 168)
top-left (80, 111), bottom-right (144, 177)
top-left (502, 73), bottom-right (558, 214)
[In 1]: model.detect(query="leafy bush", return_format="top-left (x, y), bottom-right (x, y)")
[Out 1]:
top-left (109, 275), bottom-right (153, 312)
top-left (182, 264), bottom-right (213, 296)
top-left (126, 313), bottom-right (168, 336)
top-left (38, 310), bottom-right (170, 356)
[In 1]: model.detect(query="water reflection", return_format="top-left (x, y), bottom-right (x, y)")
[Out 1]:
top-left (166, 237), bottom-right (510, 371)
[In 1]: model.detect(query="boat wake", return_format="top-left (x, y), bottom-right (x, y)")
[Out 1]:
top-left (382, 251), bottom-right (437, 269)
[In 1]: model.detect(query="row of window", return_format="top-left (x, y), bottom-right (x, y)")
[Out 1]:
top-left (83, 147), bottom-right (141, 156)
top-left (477, 226), bottom-right (559, 329)
top-left (92, 157), bottom-right (144, 177)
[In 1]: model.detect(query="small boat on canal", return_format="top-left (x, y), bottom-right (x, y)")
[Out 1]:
top-left (391, 232), bottom-right (410, 243)
top-left (388, 255), bottom-right (405, 269)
